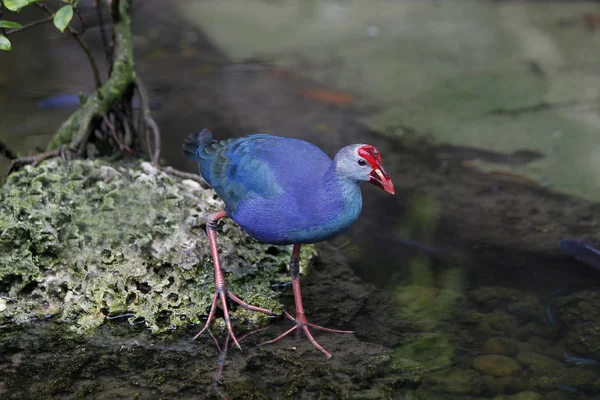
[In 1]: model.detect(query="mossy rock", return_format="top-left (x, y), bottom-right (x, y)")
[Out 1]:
top-left (0, 159), bottom-right (315, 334)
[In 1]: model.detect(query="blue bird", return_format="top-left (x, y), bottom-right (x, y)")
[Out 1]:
top-left (183, 129), bottom-right (394, 358)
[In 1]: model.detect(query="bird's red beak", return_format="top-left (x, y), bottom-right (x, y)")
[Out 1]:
top-left (369, 165), bottom-right (395, 195)
top-left (358, 145), bottom-right (395, 195)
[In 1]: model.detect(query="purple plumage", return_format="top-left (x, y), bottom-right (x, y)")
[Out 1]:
top-left (184, 129), bottom-right (393, 244)
top-left (183, 129), bottom-right (394, 358)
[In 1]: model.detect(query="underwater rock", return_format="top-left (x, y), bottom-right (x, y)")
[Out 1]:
top-left (555, 290), bottom-right (600, 357)
top-left (544, 391), bottom-right (570, 400)
top-left (470, 287), bottom-right (547, 340)
top-left (0, 159), bottom-right (315, 334)
top-left (394, 333), bottom-right (454, 369)
top-left (528, 365), bottom-right (598, 392)
top-left (483, 337), bottom-right (520, 356)
top-left (482, 375), bottom-right (534, 396)
top-left (515, 351), bottom-right (565, 372)
top-left (505, 391), bottom-right (543, 400)
top-left (471, 287), bottom-right (543, 318)
top-left (393, 285), bottom-right (465, 331)
top-left (470, 287), bottom-right (527, 309)
top-left (422, 367), bottom-right (484, 395)
top-left (473, 354), bottom-right (522, 377)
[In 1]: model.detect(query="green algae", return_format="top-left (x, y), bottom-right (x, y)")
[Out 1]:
top-left (393, 333), bottom-right (454, 370)
top-left (0, 159), bottom-right (315, 334)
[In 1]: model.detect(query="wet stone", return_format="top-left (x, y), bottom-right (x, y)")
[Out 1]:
top-left (544, 391), bottom-right (570, 400)
top-left (482, 375), bottom-right (534, 396)
top-left (473, 355), bottom-right (522, 377)
top-left (515, 351), bottom-right (565, 372)
top-left (556, 290), bottom-right (600, 357)
top-left (424, 367), bottom-right (484, 395)
top-left (543, 344), bottom-right (568, 362)
top-left (483, 337), bottom-right (520, 356)
top-left (500, 392), bottom-right (543, 400)
top-left (516, 342), bottom-right (540, 355)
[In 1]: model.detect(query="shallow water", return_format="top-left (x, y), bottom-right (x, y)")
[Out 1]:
top-left (2, 0), bottom-right (600, 399)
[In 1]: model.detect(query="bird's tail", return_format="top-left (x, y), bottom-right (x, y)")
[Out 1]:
top-left (183, 128), bottom-right (215, 161)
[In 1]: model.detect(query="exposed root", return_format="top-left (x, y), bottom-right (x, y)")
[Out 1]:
top-left (134, 78), bottom-right (161, 165)
top-left (161, 166), bottom-right (210, 189)
top-left (6, 0), bottom-right (161, 176)
top-left (7, 146), bottom-right (70, 175)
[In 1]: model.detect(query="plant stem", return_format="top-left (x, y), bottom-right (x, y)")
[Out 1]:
top-left (0, 3), bottom-right (5, 36)
top-left (35, 3), bottom-right (102, 90)
top-left (48, 0), bottom-right (135, 151)
top-left (135, 78), bottom-right (161, 165)
top-left (4, 16), bottom-right (54, 35)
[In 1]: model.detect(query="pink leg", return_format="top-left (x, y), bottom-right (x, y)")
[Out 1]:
top-left (193, 210), bottom-right (279, 350)
top-left (265, 244), bottom-right (354, 359)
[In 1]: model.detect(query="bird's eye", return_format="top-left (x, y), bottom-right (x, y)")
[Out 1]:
top-left (357, 159), bottom-right (367, 166)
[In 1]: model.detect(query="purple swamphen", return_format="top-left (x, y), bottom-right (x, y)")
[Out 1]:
top-left (183, 129), bottom-right (395, 358)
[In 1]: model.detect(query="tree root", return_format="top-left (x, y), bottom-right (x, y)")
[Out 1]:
top-left (7, 0), bottom-right (161, 176)
top-left (7, 146), bottom-right (71, 175)
top-left (161, 166), bottom-right (210, 189)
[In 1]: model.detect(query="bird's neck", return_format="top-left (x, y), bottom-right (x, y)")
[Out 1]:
top-left (321, 163), bottom-right (363, 224)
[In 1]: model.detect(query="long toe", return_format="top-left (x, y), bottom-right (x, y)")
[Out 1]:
top-left (265, 315), bottom-right (353, 359)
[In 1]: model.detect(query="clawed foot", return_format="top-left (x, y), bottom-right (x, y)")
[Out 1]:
top-left (264, 311), bottom-right (354, 359)
top-left (193, 288), bottom-right (280, 350)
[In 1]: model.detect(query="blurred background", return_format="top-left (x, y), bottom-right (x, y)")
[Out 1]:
top-left (2, 1), bottom-right (600, 399)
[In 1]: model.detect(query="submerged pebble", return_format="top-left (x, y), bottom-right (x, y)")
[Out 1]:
top-left (506, 391), bottom-right (543, 400)
top-left (483, 337), bottom-right (520, 356)
top-left (482, 375), bottom-right (534, 395)
top-left (516, 351), bottom-right (565, 371)
top-left (473, 354), bottom-right (522, 377)
top-left (426, 367), bottom-right (484, 395)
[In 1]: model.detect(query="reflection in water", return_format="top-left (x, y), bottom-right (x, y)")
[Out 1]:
top-left (390, 194), bottom-right (463, 381)
top-left (208, 327), bottom-right (267, 396)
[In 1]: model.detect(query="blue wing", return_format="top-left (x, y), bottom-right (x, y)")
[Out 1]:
top-left (185, 132), bottom-right (332, 213)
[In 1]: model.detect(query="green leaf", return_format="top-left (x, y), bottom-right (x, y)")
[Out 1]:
top-left (0, 35), bottom-right (11, 51)
top-left (0, 20), bottom-right (24, 29)
top-left (3, 0), bottom-right (37, 12)
top-left (53, 5), bottom-right (73, 33)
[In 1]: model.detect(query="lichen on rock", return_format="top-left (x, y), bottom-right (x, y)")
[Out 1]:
top-left (0, 159), bottom-right (315, 334)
